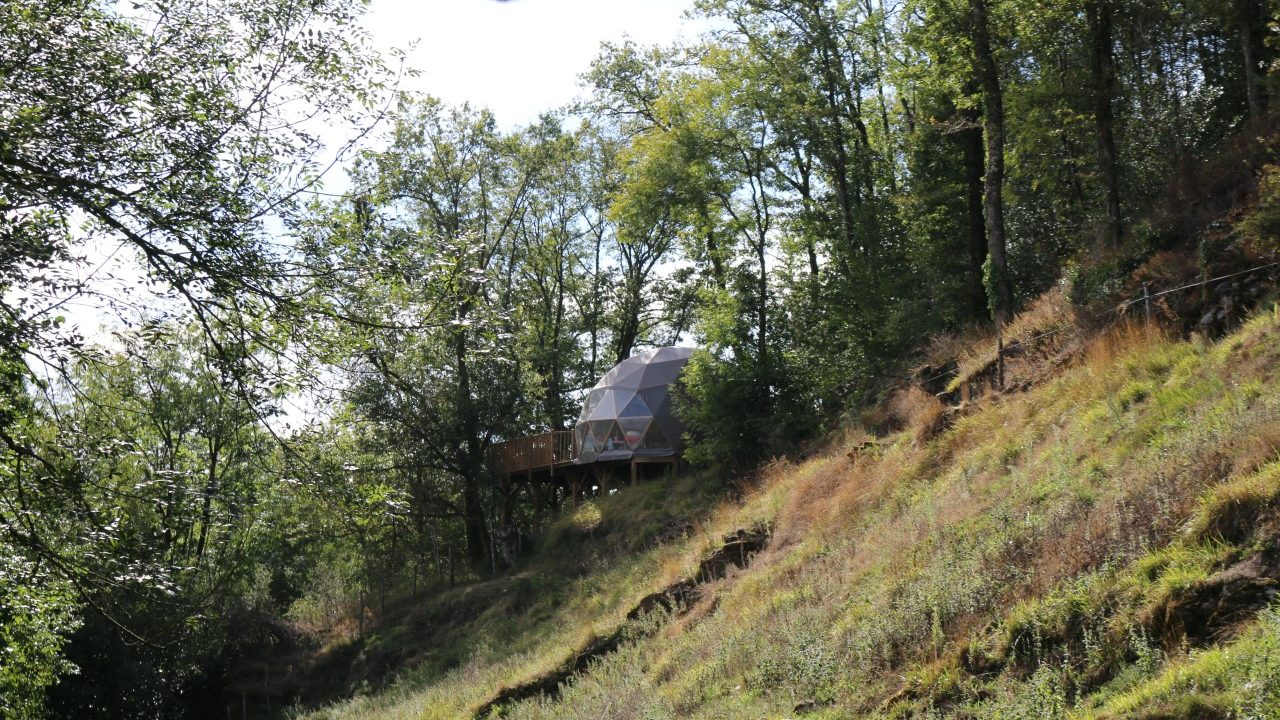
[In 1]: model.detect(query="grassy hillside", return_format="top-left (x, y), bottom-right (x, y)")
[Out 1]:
top-left (298, 308), bottom-right (1280, 720)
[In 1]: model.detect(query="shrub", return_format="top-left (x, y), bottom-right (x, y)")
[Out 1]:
top-left (1240, 164), bottom-right (1280, 252)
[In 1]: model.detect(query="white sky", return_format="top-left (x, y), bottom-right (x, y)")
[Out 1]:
top-left (364, 0), bottom-right (701, 127)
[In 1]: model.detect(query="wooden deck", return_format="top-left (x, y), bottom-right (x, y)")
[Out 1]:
top-left (489, 430), bottom-right (576, 477)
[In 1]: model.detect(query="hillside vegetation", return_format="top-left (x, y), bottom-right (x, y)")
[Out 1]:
top-left (290, 304), bottom-right (1280, 719)
top-left (5, 0), bottom-right (1280, 715)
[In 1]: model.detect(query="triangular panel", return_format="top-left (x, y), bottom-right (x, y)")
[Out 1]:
top-left (591, 420), bottom-right (626, 452)
top-left (618, 394), bottom-right (650, 418)
top-left (580, 388), bottom-right (606, 422)
top-left (641, 422), bottom-right (671, 450)
top-left (609, 362), bottom-right (646, 389)
top-left (577, 423), bottom-right (597, 457)
top-left (638, 386), bottom-right (669, 415)
top-left (586, 392), bottom-right (617, 421)
top-left (617, 417), bottom-right (650, 450)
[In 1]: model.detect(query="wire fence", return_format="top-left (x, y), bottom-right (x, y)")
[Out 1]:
top-left (983, 258), bottom-right (1280, 392)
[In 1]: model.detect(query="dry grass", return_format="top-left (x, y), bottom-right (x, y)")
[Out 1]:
top-left (1079, 319), bottom-right (1170, 373)
top-left (946, 285), bottom-right (1079, 394)
top-left (767, 454), bottom-right (848, 550)
top-left (1006, 284), bottom-right (1075, 340)
top-left (920, 323), bottom-right (991, 370)
top-left (1231, 420), bottom-right (1280, 477)
top-left (888, 385), bottom-right (948, 444)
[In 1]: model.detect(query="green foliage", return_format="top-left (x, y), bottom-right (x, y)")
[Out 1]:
top-left (677, 350), bottom-right (771, 471)
top-left (1241, 164), bottom-right (1280, 251)
top-left (2, 0), bottom-right (1277, 711)
top-left (0, 555), bottom-right (80, 720)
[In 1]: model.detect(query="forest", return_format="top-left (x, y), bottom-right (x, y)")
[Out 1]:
top-left (0, 0), bottom-right (1276, 716)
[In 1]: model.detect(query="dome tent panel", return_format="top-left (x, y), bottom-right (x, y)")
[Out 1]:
top-left (580, 388), bottom-right (607, 422)
top-left (649, 346), bottom-right (688, 364)
top-left (577, 423), bottom-right (598, 461)
top-left (618, 394), bottom-right (651, 418)
top-left (637, 386), bottom-right (672, 420)
top-left (590, 419), bottom-right (622, 448)
top-left (585, 391), bottom-right (626, 422)
top-left (641, 389), bottom-right (683, 455)
top-left (602, 361), bottom-right (647, 389)
top-left (617, 416), bottom-right (651, 450)
top-left (637, 358), bottom-right (686, 389)
top-left (652, 416), bottom-right (684, 452)
top-left (641, 422), bottom-right (670, 450)
top-left (647, 390), bottom-right (672, 417)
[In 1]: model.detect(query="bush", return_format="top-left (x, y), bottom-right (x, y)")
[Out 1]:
top-left (287, 555), bottom-right (361, 634)
top-left (676, 350), bottom-right (813, 474)
top-left (1240, 164), bottom-right (1280, 252)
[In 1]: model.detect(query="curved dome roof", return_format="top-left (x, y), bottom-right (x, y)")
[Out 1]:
top-left (574, 347), bottom-right (692, 464)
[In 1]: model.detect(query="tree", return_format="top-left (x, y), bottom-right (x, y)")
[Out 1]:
top-left (0, 0), bottom-right (389, 710)
top-left (967, 0), bottom-right (1015, 327)
top-left (1234, 0), bottom-right (1270, 118)
top-left (1087, 0), bottom-right (1124, 246)
top-left (15, 325), bottom-right (282, 716)
top-left (301, 98), bottom-right (538, 567)
top-left (0, 0), bottom-right (388, 574)
top-left (510, 118), bottom-right (596, 432)
top-left (0, 0), bottom-right (390, 370)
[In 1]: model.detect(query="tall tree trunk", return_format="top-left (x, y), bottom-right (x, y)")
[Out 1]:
top-left (700, 206), bottom-right (728, 289)
top-left (194, 434), bottom-right (221, 565)
top-left (960, 94), bottom-right (989, 320)
top-left (793, 150), bottom-right (821, 277)
top-left (756, 228), bottom-right (769, 410)
top-left (1237, 0), bottom-right (1267, 118)
top-left (969, 0), bottom-right (1014, 328)
top-left (613, 290), bottom-right (641, 364)
top-left (1087, 0), bottom-right (1124, 247)
top-left (453, 327), bottom-right (489, 567)
top-left (803, 0), bottom-right (862, 255)
top-left (546, 254), bottom-right (568, 431)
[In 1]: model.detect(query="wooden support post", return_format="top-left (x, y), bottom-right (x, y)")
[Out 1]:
top-left (996, 334), bottom-right (1005, 391)
top-left (1143, 281), bottom-right (1153, 325)
top-left (532, 481), bottom-right (544, 528)
top-left (600, 472), bottom-right (609, 498)
top-left (630, 460), bottom-right (638, 486)
top-left (570, 476), bottom-right (581, 506)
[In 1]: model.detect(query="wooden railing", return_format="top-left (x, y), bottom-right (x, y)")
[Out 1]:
top-left (489, 430), bottom-right (575, 476)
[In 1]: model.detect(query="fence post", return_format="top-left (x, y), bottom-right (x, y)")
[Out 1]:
top-left (996, 334), bottom-right (1005, 391)
top-left (1143, 282), bottom-right (1153, 325)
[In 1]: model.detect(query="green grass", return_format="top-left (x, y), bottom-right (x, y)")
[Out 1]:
top-left (296, 309), bottom-right (1280, 720)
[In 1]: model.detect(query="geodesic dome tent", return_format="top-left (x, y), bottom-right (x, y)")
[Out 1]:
top-left (574, 346), bottom-right (693, 464)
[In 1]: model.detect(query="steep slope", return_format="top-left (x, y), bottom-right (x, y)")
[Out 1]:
top-left (297, 307), bottom-right (1280, 720)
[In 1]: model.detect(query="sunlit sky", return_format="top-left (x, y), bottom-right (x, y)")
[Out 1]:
top-left (364, 0), bottom-right (701, 127)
